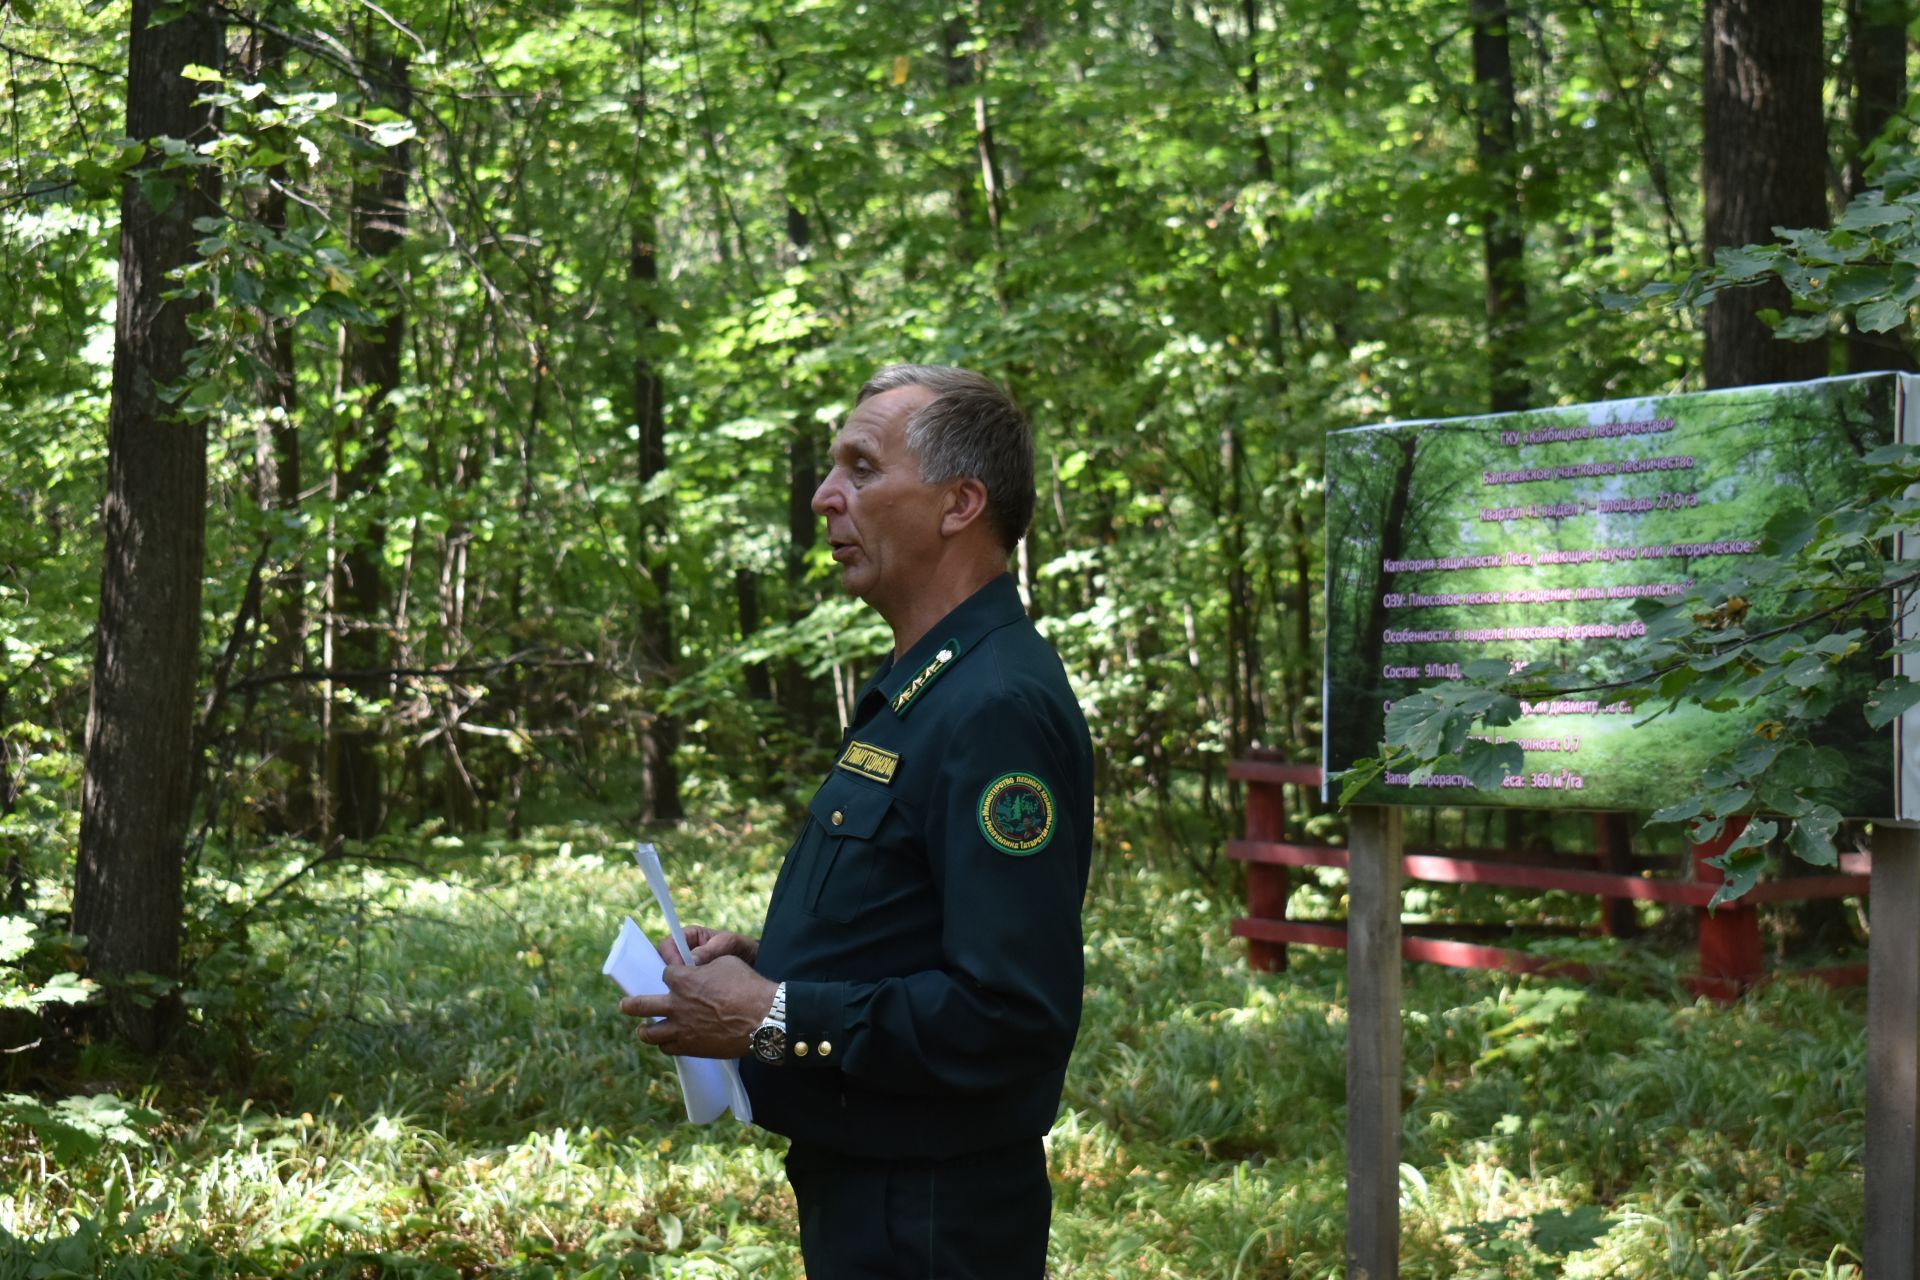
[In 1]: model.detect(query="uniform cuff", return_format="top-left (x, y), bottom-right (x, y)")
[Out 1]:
top-left (780, 979), bottom-right (850, 1069)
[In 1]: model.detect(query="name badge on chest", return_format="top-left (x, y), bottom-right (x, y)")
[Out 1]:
top-left (835, 740), bottom-right (901, 785)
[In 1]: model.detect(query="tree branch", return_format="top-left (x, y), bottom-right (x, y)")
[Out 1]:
top-left (225, 651), bottom-right (607, 691)
top-left (1504, 569), bottom-right (1920, 701)
top-left (0, 38), bottom-right (117, 78)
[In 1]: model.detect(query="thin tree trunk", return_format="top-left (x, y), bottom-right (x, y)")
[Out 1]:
top-left (1290, 489), bottom-right (1313, 748)
top-left (784, 418), bottom-right (820, 732)
top-left (1222, 424), bottom-right (1258, 758)
top-left (244, 29), bottom-right (314, 835)
top-left (72, 0), bottom-right (223, 1049)
top-left (632, 211), bottom-right (683, 823)
top-left (0, 683), bottom-right (16, 818)
top-left (1471, 0), bottom-right (1530, 411)
top-left (504, 352), bottom-right (543, 838)
top-left (1845, 0), bottom-right (1913, 373)
top-left (970, 0), bottom-right (1006, 256)
top-left (327, 48), bottom-right (410, 839)
top-left (1701, 0), bottom-right (1828, 388)
top-left (738, 569), bottom-right (772, 702)
top-left (944, 20), bottom-right (976, 226)
top-left (1339, 435), bottom-right (1419, 769)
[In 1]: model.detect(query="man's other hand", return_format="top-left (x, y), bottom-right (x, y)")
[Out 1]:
top-left (619, 956), bottom-right (776, 1058)
top-left (656, 926), bottom-right (759, 968)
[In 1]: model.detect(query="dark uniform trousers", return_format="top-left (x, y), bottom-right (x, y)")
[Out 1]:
top-left (786, 1138), bottom-right (1051, 1279)
top-left (743, 575), bottom-right (1094, 1280)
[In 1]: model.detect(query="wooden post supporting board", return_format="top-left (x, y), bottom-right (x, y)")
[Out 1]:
top-left (1867, 823), bottom-right (1920, 1280)
top-left (1347, 805), bottom-right (1403, 1280)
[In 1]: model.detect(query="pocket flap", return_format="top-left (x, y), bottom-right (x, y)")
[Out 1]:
top-left (807, 774), bottom-right (893, 840)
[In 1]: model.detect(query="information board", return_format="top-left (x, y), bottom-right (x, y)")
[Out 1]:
top-left (1322, 372), bottom-right (1918, 818)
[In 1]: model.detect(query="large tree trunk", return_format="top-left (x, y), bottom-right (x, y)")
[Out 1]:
top-left (1703, 0), bottom-right (1848, 949)
top-left (72, 0), bottom-right (223, 1049)
top-left (1845, 0), bottom-right (1913, 374)
top-left (327, 49), bottom-right (411, 840)
top-left (1701, 0), bottom-right (1828, 388)
top-left (1471, 0), bottom-right (1530, 412)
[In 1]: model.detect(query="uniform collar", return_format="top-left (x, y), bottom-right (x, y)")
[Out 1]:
top-left (855, 574), bottom-right (1028, 721)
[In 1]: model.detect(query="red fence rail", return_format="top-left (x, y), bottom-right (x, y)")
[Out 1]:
top-left (1227, 758), bottom-right (1870, 998)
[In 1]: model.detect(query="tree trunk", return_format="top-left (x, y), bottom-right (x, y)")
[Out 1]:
top-left (0, 682), bottom-right (15, 818)
top-left (1704, 0), bottom-right (1847, 946)
top-left (1471, 0), bottom-right (1530, 412)
top-left (969, 0), bottom-right (1007, 256)
top-left (783, 418), bottom-right (821, 733)
top-left (1845, 0), bottom-right (1913, 374)
top-left (1339, 434), bottom-right (1419, 770)
top-left (327, 49), bottom-right (411, 839)
top-left (737, 569), bottom-right (772, 702)
top-left (72, 0), bottom-right (223, 1049)
top-left (245, 29), bottom-right (315, 835)
top-left (632, 209), bottom-right (683, 823)
top-left (943, 18), bottom-right (979, 249)
top-left (1701, 0), bottom-right (1828, 388)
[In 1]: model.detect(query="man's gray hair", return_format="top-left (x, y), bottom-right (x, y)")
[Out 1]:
top-left (856, 364), bottom-right (1035, 552)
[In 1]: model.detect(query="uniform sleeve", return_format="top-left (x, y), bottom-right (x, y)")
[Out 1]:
top-left (779, 688), bottom-right (1087, 1095)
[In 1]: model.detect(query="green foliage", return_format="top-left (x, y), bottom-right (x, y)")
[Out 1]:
top-left (1630, 155), bottom-right (1920, 342)
top-left (2, 0), bottom-right (1715, 869)
top-left (0, 1092), bottom-right (160, 1165)
top-left (0, 914), bottom-right (94, 1019)
top-left (1448, 1204), bottom-right (1617, 1279)
top-left (0, 825), bottom-right (1871, 1276)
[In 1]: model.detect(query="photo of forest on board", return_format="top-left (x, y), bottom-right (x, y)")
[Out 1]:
top-left (1325, 372), bottom-right (1905, 817)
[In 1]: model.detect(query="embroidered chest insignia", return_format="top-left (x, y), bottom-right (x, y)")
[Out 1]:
top-left (978, 772), bottom-right (1056, 855)
top-left (890, 638), bottom-right (962, 717)
top-left (836, 740), bottom-right (901, 785)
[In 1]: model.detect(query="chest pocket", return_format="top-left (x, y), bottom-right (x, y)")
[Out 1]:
top-left (803, 776), bottom-right (895, 924)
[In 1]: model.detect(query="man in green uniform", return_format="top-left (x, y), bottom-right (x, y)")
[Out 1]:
top-left (618, 364), bottom-right (1094, 1278)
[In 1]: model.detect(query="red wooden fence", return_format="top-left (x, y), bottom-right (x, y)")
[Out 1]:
top-left (1228, 758), bottom-right (1869, 997)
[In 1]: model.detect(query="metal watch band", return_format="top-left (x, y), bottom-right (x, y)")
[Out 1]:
top-left (750, 981), bottom-right (788, 1064)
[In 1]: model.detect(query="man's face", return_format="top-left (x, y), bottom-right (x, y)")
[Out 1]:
top-left (813, 385), bottom-right (943, 616)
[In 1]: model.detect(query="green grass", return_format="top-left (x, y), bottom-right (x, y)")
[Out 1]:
top-left (0, 819), bottom-right (1867, 1278)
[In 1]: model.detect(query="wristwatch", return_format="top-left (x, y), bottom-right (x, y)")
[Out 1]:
top-left (749, 981), bottom-right (788, 1064)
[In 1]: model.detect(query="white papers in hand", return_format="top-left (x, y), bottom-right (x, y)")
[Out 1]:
top-left (633, 842), bottom-right (755, 1123)
top-left (602, 916), bottom-right (747, 1125)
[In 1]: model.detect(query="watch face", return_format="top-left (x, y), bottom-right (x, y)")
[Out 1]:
top-left (751, 1024), bottom-right (786, 1064)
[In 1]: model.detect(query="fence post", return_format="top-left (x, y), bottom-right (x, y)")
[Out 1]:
top-left (1245, 776), bottom-right (1290, 972)
top-left (1688, 816), bottom-right (1762, 1000)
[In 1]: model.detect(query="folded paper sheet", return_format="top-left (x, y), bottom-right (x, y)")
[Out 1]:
top-left (633, 842), bottom-right (754, 1122)
top-left (602, 916), bottom-right (750, 1124)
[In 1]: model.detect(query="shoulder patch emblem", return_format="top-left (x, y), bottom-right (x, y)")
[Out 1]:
top-left (890, 638), bottom-right (962, 718)
top-left (977, 772), bottom-right (1056, 856)
top-left (836, 740), bottom-right (900, 785)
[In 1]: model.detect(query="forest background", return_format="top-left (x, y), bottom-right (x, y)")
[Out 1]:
top-left (0, 0), bottom-right (1916, 1274)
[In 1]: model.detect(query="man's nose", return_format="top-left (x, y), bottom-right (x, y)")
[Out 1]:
top-left (811, 470), bottom-right (842, 515)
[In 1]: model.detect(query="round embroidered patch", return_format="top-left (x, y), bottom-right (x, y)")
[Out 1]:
top-left (977, 772), bottom-right (1056, 855)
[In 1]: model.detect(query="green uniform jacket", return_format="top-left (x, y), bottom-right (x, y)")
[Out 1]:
top-left (742, 574), bottom-right (1094, 1163)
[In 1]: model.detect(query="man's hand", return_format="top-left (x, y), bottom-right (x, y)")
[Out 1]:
top-left (620, 955), bottom-right (776, 1058)
top-left (656, 926), bottom-right (759, 968)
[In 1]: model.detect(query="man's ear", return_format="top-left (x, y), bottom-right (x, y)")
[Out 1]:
top-left (939, 477), bottom-right (990, 537)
